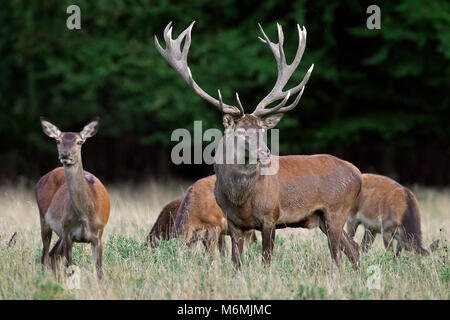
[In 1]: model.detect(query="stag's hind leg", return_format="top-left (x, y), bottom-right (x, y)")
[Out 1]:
top-left (319, 215), bottom-right (343, 268)
top-left (340, 230), bottom-right (360, 269)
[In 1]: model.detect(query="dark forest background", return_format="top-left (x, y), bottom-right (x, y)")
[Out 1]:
top-left (0, 0), bottom-right (449, 186)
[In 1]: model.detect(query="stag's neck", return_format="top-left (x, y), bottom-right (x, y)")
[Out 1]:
top-left (64, 161), bottom-right (94, 219)
top-left (214, 163), bottom-right (261, 206)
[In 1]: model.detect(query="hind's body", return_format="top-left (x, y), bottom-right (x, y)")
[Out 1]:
top-left (347, 173), bottom-right (438, 255)
top-left (37, 167), bottom-right (110, 243)
top-left (172, 175), bottom-right (256, 256)
top-left (36, 117), bottom-right (110, 279)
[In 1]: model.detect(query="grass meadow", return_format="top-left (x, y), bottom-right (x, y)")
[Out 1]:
top-left (0, 179), bottom-right (448, 300)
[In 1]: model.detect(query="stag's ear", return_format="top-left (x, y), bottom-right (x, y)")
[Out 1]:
top-left (222, 114), bottom-right (236, 130)
top-left (80, 117), bottom-right (100, 140)
top-left (260, 113), bottom-right (283, 130)
top-left (40, 117), bottom-right (61, 139)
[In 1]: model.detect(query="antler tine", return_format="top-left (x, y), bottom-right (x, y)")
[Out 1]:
top-left (254, 90), bottom-right (291, 117)
top-left (252, 23), bottom-right (313, 118)
top-left (155, 21), bottom-right (242, 116)
top-left (235, 92), bottom-right (245, 115)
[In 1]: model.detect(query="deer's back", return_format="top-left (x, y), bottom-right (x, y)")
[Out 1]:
top-left (353, 173), bottom-right (410, 228)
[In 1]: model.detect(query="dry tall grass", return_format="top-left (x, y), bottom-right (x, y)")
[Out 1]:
top-left (0, 179), bottom-right (448, 299)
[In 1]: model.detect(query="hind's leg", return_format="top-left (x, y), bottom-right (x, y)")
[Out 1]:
top-left (63, 234), bottom-right (73, 268)
top-left (382, 229), bottom-right (395, 253)
top-left (49, 238), bottom-right (63, 278)
top-left (218, 234), bottom-right (228, 258)
top-left (40, 222), bottom-right (52, 268)
top-left (395, 241), bottom-right (403, 257)
top-left (361, 229), bottom-right (376, 253)
top-left (346, 212), bottom-right (359, 238)
top-left (203, 228), bottom-right (220, 256)
top-left (91, 238), bottom-right (104, 280)
top-left (244, 230), bottom-right (257, 248)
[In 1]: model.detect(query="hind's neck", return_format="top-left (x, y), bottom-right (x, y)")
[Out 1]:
top-left (64, 161), bottom-right (94, 217)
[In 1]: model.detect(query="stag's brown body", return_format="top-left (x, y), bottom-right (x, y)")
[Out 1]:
top-left (36, 118), bottom-right (110, 279)
top-left (347, 173), bottom-right (439, 255)
top-left (155, 21), bottom-right (361, 268)
top-left (215, 151), bottom-right (362, 268)
top-left (147, 175), bottom-right (256, 255)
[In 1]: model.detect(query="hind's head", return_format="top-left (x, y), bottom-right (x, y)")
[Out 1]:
top-left (40, 117), bottom-right (100, 166)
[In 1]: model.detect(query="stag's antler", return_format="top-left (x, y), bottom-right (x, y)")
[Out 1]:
top-left (155, 21), bottom-right (242, 116)
top-left (252, 23), bottom-right (314, 118)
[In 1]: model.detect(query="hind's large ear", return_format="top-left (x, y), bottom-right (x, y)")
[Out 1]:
top-left (80, 116), bottom-right (100, 140)
top-left (40, 117), bottom-right (61, 139)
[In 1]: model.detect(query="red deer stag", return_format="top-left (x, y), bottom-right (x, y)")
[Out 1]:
top-left (36, 117), bottom-right (110, 279)
top-left (347, 173), bottom-right (439, 256)
top-left (147, 175), bottom-right (257, 256)
top-left (155, 22), bottom-right (361, 269)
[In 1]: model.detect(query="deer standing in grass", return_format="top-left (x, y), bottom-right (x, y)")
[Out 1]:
top-left (147, 175), bottom-right (257, 256)
top-left (347, 173), bottom-right (439, 256)
top-left (155, 21), bottom-right (361, 269)
top-left (36, 117), bottom-right (110, 279)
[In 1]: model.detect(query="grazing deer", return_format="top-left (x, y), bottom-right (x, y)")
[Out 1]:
top-left (146, 196), bottom-right (182, 249)
top-left (346, 173), bottom-right (439, 256)
top-left (36, 117), bottom-right (110, 279)
top-left (147, 175), bottom-right (257, 256)
top-left (155, 22), bottom-right (361, 269)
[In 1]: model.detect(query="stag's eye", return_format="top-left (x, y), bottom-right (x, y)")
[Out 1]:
top-left (77, 140), bottom-right (83, 145)
top-left (56, 140), bottom-right (61, 144)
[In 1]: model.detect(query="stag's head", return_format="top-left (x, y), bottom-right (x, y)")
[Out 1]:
top-left (155, 22), bottom-right (313, 165)
top-left (40, 117), bottom-right (100, 166)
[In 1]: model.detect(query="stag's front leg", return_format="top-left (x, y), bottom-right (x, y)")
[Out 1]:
top-left (228, 222), bottom-right (245, 270)
top-left (262, 223), bottom-right (276, 265)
